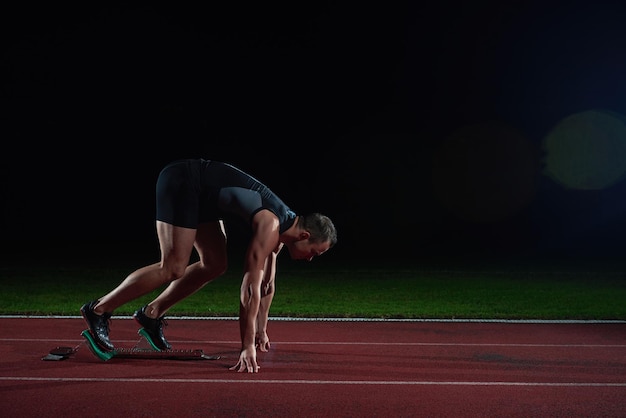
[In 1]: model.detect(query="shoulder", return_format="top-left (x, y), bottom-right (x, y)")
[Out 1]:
top-left (248, 210), bottom-right (281, 254)
top-left (251, 209), bottom-right (280, 230)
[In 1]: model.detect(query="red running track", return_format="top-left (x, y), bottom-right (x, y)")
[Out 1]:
top-left (0, 317), bottom-right (625, 417)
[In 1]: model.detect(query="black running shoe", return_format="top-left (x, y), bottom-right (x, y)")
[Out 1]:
top-left (133, 305), bottom-right (171, 350)
top-left (80, 300), bottom-right (114, 351)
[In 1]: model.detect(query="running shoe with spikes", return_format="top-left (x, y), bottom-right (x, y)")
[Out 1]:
top-left (80, 300), bottom-right (114, 351)
top-left (133, 305), bottom-right (172, 350)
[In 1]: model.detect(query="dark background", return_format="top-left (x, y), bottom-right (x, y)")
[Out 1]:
top-left (3, 1), bottom-right (626, 265)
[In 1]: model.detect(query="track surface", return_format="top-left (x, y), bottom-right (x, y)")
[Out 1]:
top-left (1, 317), bottom-right (625, 417)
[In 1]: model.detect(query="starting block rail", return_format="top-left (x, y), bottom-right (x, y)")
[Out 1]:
top-left (79, 329), bottom-right (221, 361)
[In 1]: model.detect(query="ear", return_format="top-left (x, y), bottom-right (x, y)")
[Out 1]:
top-left (298, 230), bottom-right (311, 241)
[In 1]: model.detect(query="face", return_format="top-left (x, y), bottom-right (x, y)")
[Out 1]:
top-left (287, 239), bottom-right (332, 261)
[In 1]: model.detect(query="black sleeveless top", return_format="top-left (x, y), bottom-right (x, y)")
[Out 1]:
top-left (156, 159), bottom-right (296, 232)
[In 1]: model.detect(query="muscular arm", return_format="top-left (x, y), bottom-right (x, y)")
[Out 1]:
top-left (230, 210), bottom-right (280, 373)
top-left (256, 245), bottom-right (281, 351)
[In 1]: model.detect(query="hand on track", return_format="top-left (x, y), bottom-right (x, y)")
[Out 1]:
top-left (229, 346), bottom-right (259, 373)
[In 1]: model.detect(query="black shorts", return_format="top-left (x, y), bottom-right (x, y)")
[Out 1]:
top-left (155, 159), bottom-right (219, 228)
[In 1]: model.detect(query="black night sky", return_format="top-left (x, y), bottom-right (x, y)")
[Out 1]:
top-left (3, 2), bottom-right (626, 265)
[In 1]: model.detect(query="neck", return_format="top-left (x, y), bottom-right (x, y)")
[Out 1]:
top-left (280, 216), bottom-right (301, 243)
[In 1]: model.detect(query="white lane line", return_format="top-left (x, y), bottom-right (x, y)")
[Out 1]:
top-left (2, 338), bottom-right (625, 348)
top-left (0, 377), bottom-right (624, 386)
top-left (271, 342), bottom-right (626, 348)
top-left (1, 315), bottom-right (625, 323)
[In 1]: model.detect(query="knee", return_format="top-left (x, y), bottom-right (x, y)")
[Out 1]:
top-left (163, 263), bottom-right (188, 281)
top-left (198, 256), bottom-right (227, 278)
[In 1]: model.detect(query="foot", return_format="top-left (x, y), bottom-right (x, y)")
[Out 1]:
top-left (133, 305), bottom-right (171, 350)
top-left (80, 301), bottom-right (114, 351)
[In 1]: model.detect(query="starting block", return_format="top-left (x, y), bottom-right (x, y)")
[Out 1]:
top-left (41, 346), bottom-right (78, 361)
top-left (81, 328), bottom-right (220, 361)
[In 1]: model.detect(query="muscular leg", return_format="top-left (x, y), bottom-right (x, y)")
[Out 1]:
top-left (142, 220), bottom-right (228, 318)
top-left (92, 220), bottom-right (197, 315)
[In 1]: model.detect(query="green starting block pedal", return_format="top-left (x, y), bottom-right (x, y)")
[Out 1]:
top-left (81, 329), bottom-right (117, 361)
top-left (81, 329), bottom-right (220, 361)
top-left (137, 327), bottom-right (161, 351)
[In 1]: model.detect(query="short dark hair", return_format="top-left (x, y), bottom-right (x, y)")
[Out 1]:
top-left (299, 213), bottom-right (337, 247)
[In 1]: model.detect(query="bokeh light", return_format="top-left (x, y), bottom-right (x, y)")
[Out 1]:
top-left (543, 109), bottom-right (626, 190)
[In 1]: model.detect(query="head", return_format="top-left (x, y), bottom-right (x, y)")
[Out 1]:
top-left (287, 213), bottom-right (337, 261)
